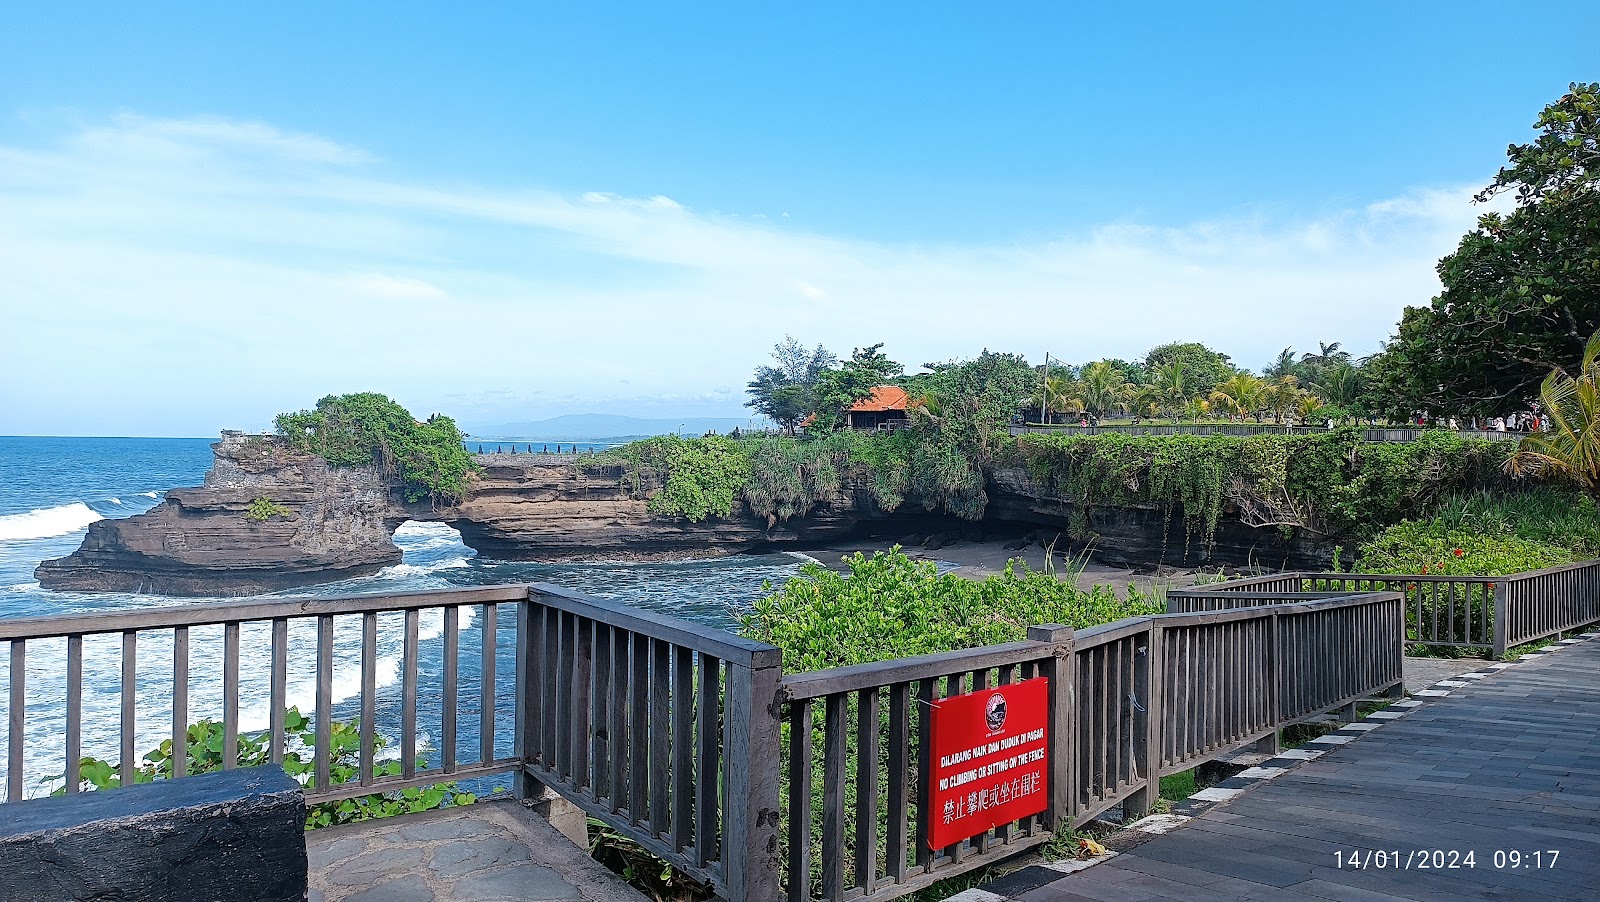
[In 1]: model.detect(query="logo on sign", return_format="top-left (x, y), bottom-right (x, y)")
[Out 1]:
top-left (984, 693), bottom-right (1007, 733)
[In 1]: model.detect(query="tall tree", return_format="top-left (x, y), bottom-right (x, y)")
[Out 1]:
top-left (1143, 342), bottom-right (1241, 392)
top-left (1506, 329), bottom-right (1600, 500)
top-left (745, 336), bottom-right (838, 434)
top-left (1078, 360), bottom-right (1132, 417)
top-left (1372, 83), bottom-right (1600, 417)
top-left (811, 343), bottom-right (905, 428)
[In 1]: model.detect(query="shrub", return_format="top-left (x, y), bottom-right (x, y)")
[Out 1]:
top-left (594, 435), bottom-right (752, 522)
top-left (740, 548), bottom-right (1160, 672)
top-left (275, 392), bottom-right (477, 506)
top-left (245, 496), bottom-right (291, 521)
top-left (46, 708), bottom-right (477, 829)
top-left (1357, 519), bottom-right (1572, 577)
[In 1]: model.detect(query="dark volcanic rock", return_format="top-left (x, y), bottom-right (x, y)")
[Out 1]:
top-left (441, 459), bottom-right (862, 562)
top-left (37, 435), bottom-right (402, 595)
top-left (985, 465), bottom-right (1334, 569)
top-left (0, 764), bottom-right (307, 902)
top-left (37, 435), bottom-right (1339, 598)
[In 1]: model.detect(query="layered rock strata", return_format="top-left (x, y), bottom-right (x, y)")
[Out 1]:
top-left (38, 437), bottom-right (1335, 597)
top-left (36, 436), bottom-right (403, 595)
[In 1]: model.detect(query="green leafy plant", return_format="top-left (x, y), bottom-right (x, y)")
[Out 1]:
top-left (245, 496), bottom-right (291, 521)
top-left (43, 708), bottom-right (476, 829)
top-left (588, 819), bottom-right (713, 902)
top-left (275, 392), bottom-right (478, 506)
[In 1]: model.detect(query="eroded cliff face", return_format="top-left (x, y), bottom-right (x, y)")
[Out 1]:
top-left (37, 438), bottom-right (1336, 597)
top-left (36, 443), bottom-right (869, 595)
top-left (36, 438), bottom-right (403, 595)
top-left (984, 465), bottom-right (1335, 569)
top-left (440, 456), bottom-right (863, 561)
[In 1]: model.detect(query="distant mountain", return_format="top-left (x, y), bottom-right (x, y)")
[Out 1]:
top-left (468, 413), bottom-right (770, 439)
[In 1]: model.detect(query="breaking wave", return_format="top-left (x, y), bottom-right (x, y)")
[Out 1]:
top-left (0, 503), bottom-right (104, 541)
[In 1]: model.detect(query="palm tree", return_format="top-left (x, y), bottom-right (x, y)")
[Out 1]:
top-left (1311, 360), bottom-right (1363, 412)
top-left (1265, 375), bottom-right (1302, 424)
top-left (1210, 373), bottom-right (1268, 421)
top-left (1078, 361), bottom-right (1131, 417)
top-left (1030, 375), bottom-right (1082, 422)
top-left (1505, 330), bottom-right (1600, 499)
top-left (1263, 347), bottom-right (1298, 380)
top-left (1148, 361), bottom-right (1192, 422)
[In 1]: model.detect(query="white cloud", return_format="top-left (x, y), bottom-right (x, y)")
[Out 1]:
top-left (341, 273), bottom-right (448, 300)
top-left (0, 114), bottom-right (1494, 436)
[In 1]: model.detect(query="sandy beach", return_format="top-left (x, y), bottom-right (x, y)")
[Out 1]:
top-left (796, 536), bottom-right (1199, 598)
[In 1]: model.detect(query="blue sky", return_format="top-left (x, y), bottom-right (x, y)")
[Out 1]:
top-left (1, 2), bottom-right (1595, 436)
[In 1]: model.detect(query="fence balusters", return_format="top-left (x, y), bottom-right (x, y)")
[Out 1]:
top-left (481, 603), bottom-right (497, 766)
top-left (171, 628), bottom-right (187, 779)
top-left (223, 622), bottom-right (239, 769)
top-left (120, 631), bottom-right (135, 787)
top-left (66, 635), bottom-right (82, 792)
top-left (270, 618), bottom-right (287, 765)
top-left (8, 640), bottom-right (23, 802)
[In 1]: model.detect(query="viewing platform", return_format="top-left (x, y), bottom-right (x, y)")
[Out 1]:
top-left (0, 563), bottom-right (1597, 900)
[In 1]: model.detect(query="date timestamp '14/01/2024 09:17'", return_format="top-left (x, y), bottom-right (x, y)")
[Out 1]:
top-left (1336, 849), bottom-right (1560, 870)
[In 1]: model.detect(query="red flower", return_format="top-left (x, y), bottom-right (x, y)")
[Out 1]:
top-left (1421, 564), bottom-right (1429, 574)
top-left (1453, 548), bottom-right (1464, 557)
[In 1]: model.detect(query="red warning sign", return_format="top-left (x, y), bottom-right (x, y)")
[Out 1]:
top-left (927, 677), bottom-right (1049, 849)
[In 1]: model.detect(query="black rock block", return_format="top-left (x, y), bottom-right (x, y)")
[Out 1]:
top-left (0, 764), bottom-right (308, 902)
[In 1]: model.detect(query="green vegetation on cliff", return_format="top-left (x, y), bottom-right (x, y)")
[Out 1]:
top-left (274, 392), bottom-right (477, 505)
top-left (1013, 428), bottom-right (1513, 549)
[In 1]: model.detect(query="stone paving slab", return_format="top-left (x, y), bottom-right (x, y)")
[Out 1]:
top-left (1400, 656), bottom-right (1485, 694)
top-left (1016, 636), bottom-right (1600, 901)
top-left (307, 799), bottom-right (646, 902)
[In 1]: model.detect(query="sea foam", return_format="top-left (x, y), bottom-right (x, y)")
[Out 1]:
top-left (0, 503), bottom-right (104, 541)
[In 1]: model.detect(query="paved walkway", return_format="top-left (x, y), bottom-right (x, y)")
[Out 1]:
top-left (1400, 655), bottom-right (1484, 694)
top-left (308, 799), bottom-right (645, 902)
top-left (1022, 637), bottom-right (1600, 901)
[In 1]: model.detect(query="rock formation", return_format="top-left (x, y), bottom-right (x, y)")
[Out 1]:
top-left (36, 434), bottom-right (403, 595)
top-left (37, 434), bottom-right (1335, 597)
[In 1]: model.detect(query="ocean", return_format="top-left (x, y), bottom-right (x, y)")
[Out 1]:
top-left (0, 435), bottom-right (806, 798)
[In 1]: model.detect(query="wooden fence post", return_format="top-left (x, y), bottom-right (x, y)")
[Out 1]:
top-left (724, 646), bottom-right (784, 902)
top-left (514, 596), bottom-right (534, 799)
top-left (1027, 624), bottom-right (1075, 832)
top-left (1255, 612), bottom-right (1281, 754)
top-left (1492, 580), bottom-right (1509, 659)
top-left (1124, 624), bottom-right (1162, 819)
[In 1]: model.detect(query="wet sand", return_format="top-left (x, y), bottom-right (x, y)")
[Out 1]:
top-left (795, 537), bottom-right (1198, 599)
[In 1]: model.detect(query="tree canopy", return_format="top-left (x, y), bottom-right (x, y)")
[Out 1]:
top-left (274, 392), bottom-right (476, 505)
top-left (744, 337), bottom-right (839, 433)
top-left (1143, 342), bottom-right (1241, 393)
top-left (1371, 82), bottom-right (1600, 417)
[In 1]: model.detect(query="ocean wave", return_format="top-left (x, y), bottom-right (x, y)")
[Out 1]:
top-left (4, 581), bottom-right (41, 592)
top-left (0, 503), bottom-right (104, 541)
top-left (139, 491), bottom-right (159, 498)
top-left (377, 557), bottom-right (471, 579)
top-left (109, 498), bottom-right (123, 505)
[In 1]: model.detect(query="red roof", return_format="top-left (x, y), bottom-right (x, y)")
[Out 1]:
top-left (849, 385), bottom-right (909, 412)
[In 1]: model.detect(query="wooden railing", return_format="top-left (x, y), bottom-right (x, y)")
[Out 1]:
top-left (775, 591), bottom-right (1404, 902)
top-left (0, 583), bottom-right (784, 902)
top-left (517, 584), bottom-right (782, 902)
top-left (1173, 561), bottom-right (1600, 655)
top-left (2, 582), bottom-right (1420, 902)
top-left (0, 585), bottom-right (529, 807)
top-left (1010, 424), bottom-right (1522, 442)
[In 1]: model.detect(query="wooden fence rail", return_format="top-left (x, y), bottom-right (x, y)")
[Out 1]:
top-left (776, 592), bottom-right (1404, 902)
top-left (0, 585), bottom-right (530, 809)
top-left (1009, 424), bottom-right (1522, 442)
top-left (1172, 560), bottom-right (1600, 655)
top-left (19, 569), bottom-right (1585, 902)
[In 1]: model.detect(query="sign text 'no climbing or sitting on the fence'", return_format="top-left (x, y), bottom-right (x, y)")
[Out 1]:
top-left (926, 676), bottom-right (1049, 849)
